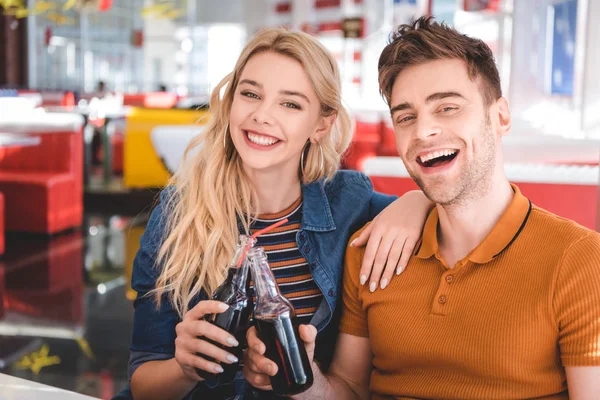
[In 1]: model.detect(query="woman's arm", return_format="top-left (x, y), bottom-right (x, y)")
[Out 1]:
top-left (128, 190), bottom-right (240, 399)
top-left (131, 300), bottom-right (239, 400)
top-left (131, 358), bottom-right (197, 400)
top-left (127, 190), bottom-right (198, 400)
top-left (353, 190), bottom-right (433, 291)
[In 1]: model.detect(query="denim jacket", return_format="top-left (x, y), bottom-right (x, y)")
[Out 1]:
top-left (125, 170), bottom-right (396, 399)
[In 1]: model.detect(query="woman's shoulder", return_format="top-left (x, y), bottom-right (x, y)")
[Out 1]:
top-left (323, 170), bottom-right (374, 196)
top-left (142, 187), bottom-right (175, 250)
top-left (131, 187), bottom-right (175, 288)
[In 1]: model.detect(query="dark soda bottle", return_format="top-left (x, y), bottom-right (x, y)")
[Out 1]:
top-left (196, 234), bottom-right (256, 383)
top-left (247, 247), bottom-right (313, 396)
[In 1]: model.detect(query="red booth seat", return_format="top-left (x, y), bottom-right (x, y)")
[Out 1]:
top-left (123, 93), bottom-right (146, 107)
top-left (112, 135), bottom-right (124, 174)
top-left (122, 92), bottom-right (179, 109)
top-left (0, 266), bottom-right (4, 319)
top-left (364, 157), bottom-right (598, 231)
top-left (109, 118), bottom-right (126, 175)
top-left (17, 90), bottom-right (75, 108)
top-left (343, 112), bottom-right (382, 171)
top-left (0, 114), bottom-right (84, 234)
top-left (2, 230), bottom-right (84, 323)
top-left (379, 117), bottom-right (397, 157)
top-left (0, 192), bottom-right (4, 255)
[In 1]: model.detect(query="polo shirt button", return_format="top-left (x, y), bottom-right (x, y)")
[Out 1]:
top-left (328, 289), bottom-right (334, 297)
top-left (304, 246), bottom-right (311, 253)
top-left (299, 232), bottom-right (305, 240)
top-left (446, 275), bottom-right (454, 283)
top-left (438, 295), bottom-right (447, 304)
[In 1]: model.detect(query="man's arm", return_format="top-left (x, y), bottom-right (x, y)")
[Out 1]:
top-left (244, 228), bottom-right (374, 397)
top-left (555, 233), bottom-right (600, 398)
top-left (244, 326), bottom-right (372, 400)
top-left (295, 332), bottom-right (372, 400)
top-left (565, 367), bottom-right (600, 400)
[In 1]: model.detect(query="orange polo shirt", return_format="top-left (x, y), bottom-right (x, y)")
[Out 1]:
top-left (340, 184), bottom-right (600, 399)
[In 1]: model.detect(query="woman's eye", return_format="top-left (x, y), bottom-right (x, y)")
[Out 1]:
top-left (241, 91), bottom-right (259, 99)
top-left (283, 102), bottom-right (301, 110)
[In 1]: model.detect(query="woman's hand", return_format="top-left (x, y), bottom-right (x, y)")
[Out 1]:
top-left (351, 190), bottom-right (432, 291)
top-left (174, 301), bottom-right (240, 381)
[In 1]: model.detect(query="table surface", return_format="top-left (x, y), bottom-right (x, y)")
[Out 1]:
top-left (0, 373), bottom-right (100, 400)
top-left (0, 133), bottom-right (41, 148)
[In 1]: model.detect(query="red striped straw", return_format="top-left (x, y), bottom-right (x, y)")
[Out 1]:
top-left (236, 218), bottom-right (289, 267)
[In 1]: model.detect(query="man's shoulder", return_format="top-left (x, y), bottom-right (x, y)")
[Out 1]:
top-left (528, 205), bottom-right (600, 253)
top-left (344, 222), bottom-right (372, 273)
top-left (349, 222), bottom-right (372, 244)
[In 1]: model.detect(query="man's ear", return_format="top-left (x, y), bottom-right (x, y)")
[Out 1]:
top-left (495, 96), bottom-right (511, 137)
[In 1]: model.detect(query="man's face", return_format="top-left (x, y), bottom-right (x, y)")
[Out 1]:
top-left (389, 58), bottom-right (498, 206)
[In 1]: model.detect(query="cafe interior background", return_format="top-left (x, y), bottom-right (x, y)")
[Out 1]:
top-left (0, 0), bottom-right (598, 398)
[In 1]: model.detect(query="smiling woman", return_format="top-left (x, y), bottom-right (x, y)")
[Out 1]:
top-left (229, 52), bottom-right (336, 179)
top-left (155, 31), bottom-right (352, 320)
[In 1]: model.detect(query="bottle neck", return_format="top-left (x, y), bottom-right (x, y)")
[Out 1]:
top-left (227, 234), bottom-right (256, 291)
top-left (230, 257), bottom-right (249, 291)
top-left (248, 250), bottom-right (281, 300)
top-left (230, 235), bottom-right (257, 269)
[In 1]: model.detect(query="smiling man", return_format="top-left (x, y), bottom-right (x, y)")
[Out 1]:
top-left (243, 16), bottom-right (600, 399)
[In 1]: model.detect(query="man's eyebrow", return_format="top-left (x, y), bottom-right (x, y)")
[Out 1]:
top-left (390, 92), bottom-right (466, 115)
top-left (390, 102), bottom-right (414, 115)
top-left (425, 91), bottom-right (466, 102)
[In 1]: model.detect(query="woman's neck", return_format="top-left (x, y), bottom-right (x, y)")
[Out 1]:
top-left (245, 168), bottom-right (302, 214)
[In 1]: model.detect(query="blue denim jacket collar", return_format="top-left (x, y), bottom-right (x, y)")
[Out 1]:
top-left (301, 178), bottom-right (336, 232)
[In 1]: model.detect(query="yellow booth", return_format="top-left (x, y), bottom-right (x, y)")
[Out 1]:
top-left (123, 107), bottom-right (209, 188)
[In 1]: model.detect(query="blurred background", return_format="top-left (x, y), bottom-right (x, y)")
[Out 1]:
top-left (0, 0), bottom-right (598, 398)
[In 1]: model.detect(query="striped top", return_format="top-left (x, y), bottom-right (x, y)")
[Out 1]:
top-left (249, 197), bottom-right (322, 325)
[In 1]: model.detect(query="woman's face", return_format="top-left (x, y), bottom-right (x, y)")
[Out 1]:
top-left (229, 51), bottom-right (332, 178)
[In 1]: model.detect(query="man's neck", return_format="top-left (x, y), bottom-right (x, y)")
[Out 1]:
top-left (437, 177), bottom-right (514, 268)
top-left (245, 166), bottom-right (302, 215)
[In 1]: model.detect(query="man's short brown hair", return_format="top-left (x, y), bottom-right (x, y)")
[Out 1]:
top-left (378, 16), bottom-right (501, 107)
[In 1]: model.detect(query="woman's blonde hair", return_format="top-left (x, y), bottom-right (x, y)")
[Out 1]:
top-left (153, 28), bottom-right (353, 317)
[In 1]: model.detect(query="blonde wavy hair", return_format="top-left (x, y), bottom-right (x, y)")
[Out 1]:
top-left (153, 28), bottom-right (353, 317)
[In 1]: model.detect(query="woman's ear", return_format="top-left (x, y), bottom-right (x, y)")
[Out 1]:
top-left (311, 112), bottom-right (336, 143)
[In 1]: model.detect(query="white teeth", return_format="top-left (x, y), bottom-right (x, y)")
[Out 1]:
top-left (247, 132), bottom-right (278, 146)
top-left (419, 149), bottom-right (457, 163)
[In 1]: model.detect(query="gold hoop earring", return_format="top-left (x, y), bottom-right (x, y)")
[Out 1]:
top-left (317, 142), bottom-right (324, 172)
top-left (223, 123), bottom-right (229, 149)
top-left (301, 141), bottom-right (325, 177)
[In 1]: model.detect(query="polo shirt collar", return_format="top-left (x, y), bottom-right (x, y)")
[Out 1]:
top-left (415, 184), bottom-right (532, 264)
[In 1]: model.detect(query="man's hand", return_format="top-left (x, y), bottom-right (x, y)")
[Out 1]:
top-left (243, 326), bottom-right (275, 390)
top-left (243, 324), bottom-right (318, 390)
